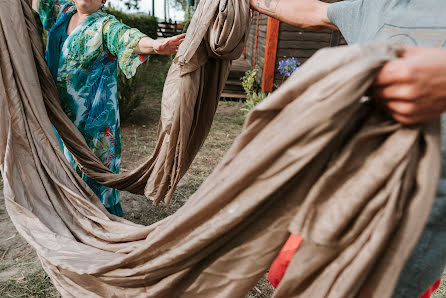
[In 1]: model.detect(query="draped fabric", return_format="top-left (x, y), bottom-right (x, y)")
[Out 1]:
top-left (43, 0), bottom-right (250, 205)
top-left (0, 0), bottom-right (440, 296)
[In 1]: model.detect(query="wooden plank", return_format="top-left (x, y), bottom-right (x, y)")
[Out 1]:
top-left (262, 17), bottom-right (280, 92)
top-left (277, 48), bottom-right (320, 57)
top-left (221, 92), bottom-right (247, 99)
top-left (330, 30), bottom-right (341, 47)
top-left (279, 31), bottom-right (332, 42)
top-left (278, 40), bottom-right (330, 49)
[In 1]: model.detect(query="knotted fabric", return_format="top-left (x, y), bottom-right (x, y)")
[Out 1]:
top-left (0, 0), bottom-right (440, 296)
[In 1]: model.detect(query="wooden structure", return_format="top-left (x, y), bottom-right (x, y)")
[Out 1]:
top-left (244, 5), bottom-right (345, 92)
top-left (221, 57), bottom-right (250, 99)
top-left (157, 21), bottom-right (184, 38)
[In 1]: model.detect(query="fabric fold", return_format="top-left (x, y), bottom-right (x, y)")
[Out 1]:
top-left (0, 0), bottom-right (440, 296)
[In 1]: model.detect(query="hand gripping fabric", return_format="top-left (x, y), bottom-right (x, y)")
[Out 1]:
top-left (0, 0), bottom-right (440, 296)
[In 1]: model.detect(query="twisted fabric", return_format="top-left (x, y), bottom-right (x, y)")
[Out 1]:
top-left (0, 0), bottom-right (440, 296)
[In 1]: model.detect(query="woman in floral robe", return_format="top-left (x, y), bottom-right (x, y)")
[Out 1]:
top-left (34, 0), bottom-right (185, 216)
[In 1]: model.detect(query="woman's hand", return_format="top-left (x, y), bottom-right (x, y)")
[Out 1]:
top-left (135, 34), bottom-right (186, 55)
top-left (153, 34), bottom-right (186, 55)
top-left (370, 47), bottom-right (446, 125)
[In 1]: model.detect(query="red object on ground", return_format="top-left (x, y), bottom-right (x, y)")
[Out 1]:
top-left (420, 279), bottom-right (441, 298)
top-left (268, 234), bottom-right (303, 288)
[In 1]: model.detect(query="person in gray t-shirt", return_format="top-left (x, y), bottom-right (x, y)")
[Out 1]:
top-left (251, 0), bottom-right (446, 296)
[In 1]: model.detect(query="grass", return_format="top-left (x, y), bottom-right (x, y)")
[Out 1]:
top-left (0, 270), bottom-right (58, 298)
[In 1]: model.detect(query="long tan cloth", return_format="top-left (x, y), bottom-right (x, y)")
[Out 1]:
top-left (0, 0), bottom-right (440, 296)
top-left (43, 0), bottom-right (250, 204)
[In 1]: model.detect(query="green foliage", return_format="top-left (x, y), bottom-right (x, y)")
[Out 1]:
top-left (106, 7), bottom-right (158, 39)
top-left (118, 55), bottom-right (172, 122)
top-left (118, 70), bottom-right (143, 122)
top-left (240, 67), bottom-right (268, 115)
top-left (241, 66), bottom-right (259, 96)
top-left (240, 91), bottom-right (269, 116)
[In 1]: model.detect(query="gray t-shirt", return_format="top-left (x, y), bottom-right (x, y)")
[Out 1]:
top-left (328, 0), bottom-right (446, 188)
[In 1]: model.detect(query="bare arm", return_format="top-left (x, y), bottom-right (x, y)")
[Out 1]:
top-left (134, 34), bottom-right (186, 55)
top-left (250, 0), bottom-right (337, 30)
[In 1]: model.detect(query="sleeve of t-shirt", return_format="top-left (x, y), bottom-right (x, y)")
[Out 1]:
top-left (327, 0), bottom-right (365, 44)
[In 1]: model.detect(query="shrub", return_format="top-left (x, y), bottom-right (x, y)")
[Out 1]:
top-left (240, 91), bottom-right (269, 115)
top-left (118, 55), bottom-right (172, 121)
top-left (240, 67), bottom-right (269, 115)
top-left (118, 69), bottom-right (145, 122)
top-left (106, 7), bottom-right (158, 39)
top-left (241, 66), bottom-right (259, 96)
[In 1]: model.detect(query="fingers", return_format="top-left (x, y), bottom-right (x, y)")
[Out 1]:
top-left (370, 84), bottom-right (423, 101)
top-left (155, 34), bottom-right (186, 55)
top-left (374, 59), bottom-right (414, 86)
top-left (171, 33), bottom-right (186, 42)
top-left (386, 109), bottom-right (434, 125)
top-left (378, 98), bottom-right (440, 124)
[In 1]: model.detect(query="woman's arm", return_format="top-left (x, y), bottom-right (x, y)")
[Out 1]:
top-left (134, 34), bottom-right (186, 55)
top-left (250, 0), bottom-right (337, 30)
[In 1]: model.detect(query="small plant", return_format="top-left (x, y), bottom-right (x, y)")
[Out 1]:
top-left (240, 67), bottom-right (269, 115)
top-left (240, 91), bottom-right (269, 115)
top-left (241, 66), bottom-right (259, 96)
top-left (278, 57), bottom-right (301, 77)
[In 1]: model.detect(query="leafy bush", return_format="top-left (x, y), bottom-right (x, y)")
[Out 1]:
top-left (240, 67), bottom-right (269, 115)
top-left (118, 70), bottom-right (145, 122)
top-left (106, 7), bottom-right (158, 39)
top-left (241, 66), bottom-right (259, 96)
top-left (240, 91), bottom-right (269, 115)
top-left (118, 55), bottom-right (173, 121)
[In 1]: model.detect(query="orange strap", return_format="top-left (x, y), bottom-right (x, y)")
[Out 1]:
top-left (268, 234), bottom-right (303, 288)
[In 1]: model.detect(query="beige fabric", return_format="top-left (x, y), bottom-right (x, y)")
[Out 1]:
top-left (0, 0), bottom-right (440, 296)
top-left (43, 0), bottom-right (250, 204)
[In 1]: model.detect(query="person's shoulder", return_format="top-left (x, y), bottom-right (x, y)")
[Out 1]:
top-left (56, 1), bottom-right (75, 16)
top-left (100, 12), bottom-right (121, 24)
top-left (58, 1), bottom-right (75, 12)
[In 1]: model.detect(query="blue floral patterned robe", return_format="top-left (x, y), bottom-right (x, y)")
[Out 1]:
top-left (38, 0), bottom-right (149, 215)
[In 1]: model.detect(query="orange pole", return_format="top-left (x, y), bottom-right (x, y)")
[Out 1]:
top-left (262, 17), bottom-right (280, 92)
